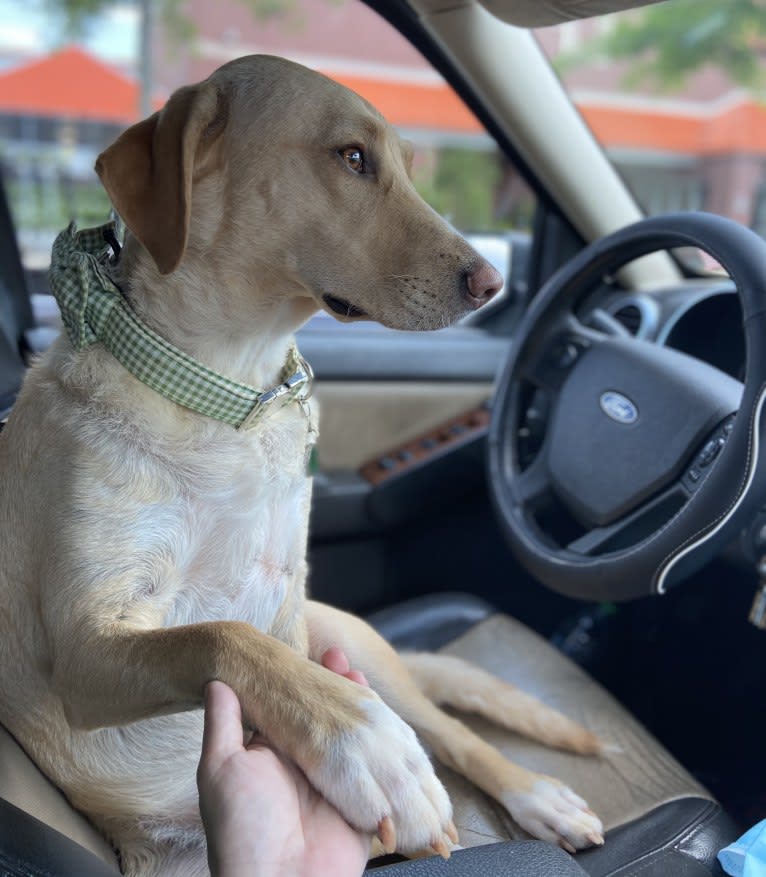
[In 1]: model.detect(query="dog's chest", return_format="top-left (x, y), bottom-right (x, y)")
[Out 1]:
top-left (156, 412), bottom-right (314, 633)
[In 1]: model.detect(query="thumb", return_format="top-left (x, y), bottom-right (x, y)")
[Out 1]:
top-left (200, 680), bottom-right (246, 771)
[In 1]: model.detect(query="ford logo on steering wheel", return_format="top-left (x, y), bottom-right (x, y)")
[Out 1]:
top-left (599, 391), bottom-right (638, 424)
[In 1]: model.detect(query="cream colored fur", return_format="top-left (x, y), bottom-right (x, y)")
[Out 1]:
top-left (0, 55), bottom-right (603, 876)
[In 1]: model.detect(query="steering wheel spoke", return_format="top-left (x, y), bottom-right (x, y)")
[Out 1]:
top-left (565, 480), bottom-right (691, 557)
top-left (514, 455), bottom-right (552, 508)
top-left (520, 314), bottom-right (606, 393)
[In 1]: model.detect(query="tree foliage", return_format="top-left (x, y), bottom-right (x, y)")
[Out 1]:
top-left (575, 0), bottom-right (766, 93)
top-left (41, 0), bottom-right (112, 35)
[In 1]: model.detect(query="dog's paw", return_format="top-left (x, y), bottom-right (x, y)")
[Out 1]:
top-left (502, 777), bottom-right (604, 852)
top-left (309, 689), bottom-right (455, 855)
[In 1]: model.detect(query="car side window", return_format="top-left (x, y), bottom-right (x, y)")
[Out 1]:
top-left (0, 0), bottom-right (536, 298)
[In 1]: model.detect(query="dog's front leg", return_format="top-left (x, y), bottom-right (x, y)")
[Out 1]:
top-left (306, 601), bottom-right (604, 852)
top-left (50, 620), bottom-right (454, 854)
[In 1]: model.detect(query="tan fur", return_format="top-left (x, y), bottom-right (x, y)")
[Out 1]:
top-left (95, 81), bottom-right (227, 276)
top-left (0, 55), bottom-right (601, 875)
top-left (402, 652), bottom-right (603, 755)
top-left (307, 604), bottom-right (605, 853)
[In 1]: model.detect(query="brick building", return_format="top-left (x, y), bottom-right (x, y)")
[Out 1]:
top-left (148, 0), bottom-right (766, 234)
top-left (1, 1), bottom-right (765, 247)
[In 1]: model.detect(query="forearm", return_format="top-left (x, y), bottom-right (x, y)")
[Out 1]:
top-left (51, 620), bottom-right (301, 729)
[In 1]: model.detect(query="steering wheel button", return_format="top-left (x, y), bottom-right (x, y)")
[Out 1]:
top-left (698, 437), bottom-right (725, 468)
top-left (553, 343), bottom-right (580, 368)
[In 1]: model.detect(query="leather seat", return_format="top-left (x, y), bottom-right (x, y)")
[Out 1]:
top-left (368, 595), bottom-right (737, 875)
top-left (0, 595), bottom-right (738, 876)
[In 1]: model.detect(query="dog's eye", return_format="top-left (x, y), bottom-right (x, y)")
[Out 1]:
top-left (340, 147), bottom-right (366, 174)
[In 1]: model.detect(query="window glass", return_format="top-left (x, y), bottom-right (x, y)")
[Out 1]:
top-left (0, 0), bottom-right (536, 291)
top-left (536, 4), bottom-right (766, 271)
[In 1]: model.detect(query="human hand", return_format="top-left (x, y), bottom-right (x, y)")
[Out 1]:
top-left (198, 648), bottom-right (372, 877)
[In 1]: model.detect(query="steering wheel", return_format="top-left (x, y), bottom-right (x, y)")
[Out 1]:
top-left (488, 212), bottom-right (766, 602)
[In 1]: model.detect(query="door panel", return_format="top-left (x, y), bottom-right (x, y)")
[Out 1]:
top-left (314, 379), bottom-right (492, 470)
top-left (299, 321), bottom-right (508, 471)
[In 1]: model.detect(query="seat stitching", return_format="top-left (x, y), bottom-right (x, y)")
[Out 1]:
top-left (672, 799), bottom-right (721, 854)
top-left (0, 849), bottom-right (57, 877)
top-left (612, 847), bottom-right (672, 877)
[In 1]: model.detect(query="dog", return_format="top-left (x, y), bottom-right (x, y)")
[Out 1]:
top-left (0, 55), bottom-right (604, 876)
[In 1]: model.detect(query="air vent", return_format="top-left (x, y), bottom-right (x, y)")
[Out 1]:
top-left (612, 303), bottom-right (643, 336)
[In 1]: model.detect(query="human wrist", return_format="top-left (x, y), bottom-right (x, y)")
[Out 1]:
top-left (209, 851), bottom-right (295, 877)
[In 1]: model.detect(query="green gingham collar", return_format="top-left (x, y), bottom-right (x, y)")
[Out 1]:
top-left (48, 222), bottom-right (314, 430)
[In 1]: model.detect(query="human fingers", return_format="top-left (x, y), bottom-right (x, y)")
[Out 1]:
top-left (321, 647), bottom-right (369, 687)
top-left (320, 646), bottom-right (351, 676)
top-left (346, 669), bottom-right (369, 687)
top-left (199, 680), bottom-right (246, 772)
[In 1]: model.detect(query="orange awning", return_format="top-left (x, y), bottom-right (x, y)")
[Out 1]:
top-left (575, 100), bottom-right (766, 157)
top-left (331, 71), bottom-right (766, 157)
top-left (328, 72), bottom-right (484, 135)
top-left (0, 46), bottom-right (144, 124)
top-left (2, 47), bottom-right (765, 157)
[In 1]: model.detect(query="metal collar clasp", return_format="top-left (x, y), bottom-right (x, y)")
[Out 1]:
top-left (238, 356), bottom-right (315, 431)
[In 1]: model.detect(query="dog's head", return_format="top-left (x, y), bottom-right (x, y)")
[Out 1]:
top-left (96, 55), bottom-right (502, 331)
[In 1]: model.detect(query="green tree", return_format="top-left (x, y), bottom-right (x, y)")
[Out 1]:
top-left (571, 0), bottom-right (766, 93)
top-left (412, 148), bottom-right (509, 232)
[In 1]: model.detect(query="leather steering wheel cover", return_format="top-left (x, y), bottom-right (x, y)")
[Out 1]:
top-left (488, 212), bottom-right (766, 601)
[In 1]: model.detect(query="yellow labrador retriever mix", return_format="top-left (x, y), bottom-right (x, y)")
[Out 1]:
top-left (0, 56), bottom-right (604, 875)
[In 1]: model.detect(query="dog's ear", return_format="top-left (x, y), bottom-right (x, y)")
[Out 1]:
top-left (95, 82), bottom-right (226, 275)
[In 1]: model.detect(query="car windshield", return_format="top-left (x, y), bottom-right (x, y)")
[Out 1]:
top-left (0, 1), bottom-right (758, 281)
top-left (0, 0), bottom-right (538, 305)
top-left (535, 4), bottom-right (765, 272)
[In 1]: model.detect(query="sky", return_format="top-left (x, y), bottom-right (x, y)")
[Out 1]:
top-left (0, 0), bottom-right (137, 66)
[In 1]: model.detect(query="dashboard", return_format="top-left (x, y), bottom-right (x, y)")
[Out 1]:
top-left (601, 279), bottom-right (744, 381)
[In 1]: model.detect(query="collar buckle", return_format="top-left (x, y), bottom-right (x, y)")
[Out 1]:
top-left (238, 356), bottom-right (314, 431)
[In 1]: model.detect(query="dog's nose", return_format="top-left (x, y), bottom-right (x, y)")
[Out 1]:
top-left (465, 261), bottom-right (503, 309)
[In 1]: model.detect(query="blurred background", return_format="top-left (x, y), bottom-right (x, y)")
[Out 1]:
top-left (0, 0), bottom-right (764, 279)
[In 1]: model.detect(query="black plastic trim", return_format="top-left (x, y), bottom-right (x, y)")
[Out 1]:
top-left (366, 839), bottom-right (589, 876)
top-left (297, 324), bottom-right (507, 382)
top-left (577, 798), bottom-right (738, 877)
top-left (0, 797), bottom-right (119, 877)
top-left (368, 593), bottom-right (493, 651)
